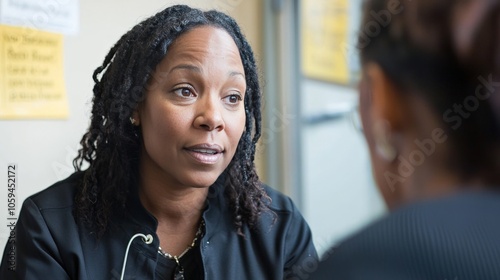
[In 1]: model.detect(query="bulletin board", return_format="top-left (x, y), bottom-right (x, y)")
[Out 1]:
top-left (0, 25), bottom-right (68, 119)
top-left (301, 0), bottom-right (357, 85)
top-left (0, 0), bottom-right (78, 119)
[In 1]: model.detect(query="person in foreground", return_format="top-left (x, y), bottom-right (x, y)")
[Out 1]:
top-left (312, 0), bottom-right (500, 279)
top-left (0, 5), bottom-right (317, 279)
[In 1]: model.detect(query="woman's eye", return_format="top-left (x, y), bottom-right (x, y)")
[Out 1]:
top-left (225, 94), bottom-right (242, 104)
top-left (173, 87), bottom-right (194, 97)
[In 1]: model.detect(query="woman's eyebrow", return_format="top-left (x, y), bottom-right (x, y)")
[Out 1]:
top-left (169, 65), bottom-right (245, 79)
top-left (229, 71), bottom-right (245, 78)
top-left (169, 64), bottom-right (201, 74)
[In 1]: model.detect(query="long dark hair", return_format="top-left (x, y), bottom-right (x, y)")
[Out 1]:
top-left (359, 0), bottom-right (500, 183)
top-left (73, 5), bottom-right (270, 236)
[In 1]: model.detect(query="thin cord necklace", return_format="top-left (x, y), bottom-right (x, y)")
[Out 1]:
top-left (158, 219), bottom-right (205, 280)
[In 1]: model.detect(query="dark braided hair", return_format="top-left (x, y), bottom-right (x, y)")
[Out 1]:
top-left (359, 0), bottom-right (500, 184)
top-left (73, 5), bottom-right (270, 237)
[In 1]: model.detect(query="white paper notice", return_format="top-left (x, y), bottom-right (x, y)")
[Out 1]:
top-left (0, 0), bottom-right (79, 35)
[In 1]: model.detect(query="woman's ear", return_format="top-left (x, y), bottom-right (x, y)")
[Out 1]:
top-left (363, 62), bottom-right (414, 210)
top-left (130, 110), bottom-right (141, 126)
top-left (364, 63), bottom-right (407, 131)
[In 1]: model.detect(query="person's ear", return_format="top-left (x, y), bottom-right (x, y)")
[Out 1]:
top-left (363, 62), bottom-right (414, 210)
top-left (130, 110), bottom-right (141, 126)
top-left (364, 63), bottom-right (407, 131)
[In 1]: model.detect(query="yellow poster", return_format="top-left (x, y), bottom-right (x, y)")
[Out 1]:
top-left (0, 25), bottom-right (68, 119)
top-left (301, 0), bottom-right (350, 84)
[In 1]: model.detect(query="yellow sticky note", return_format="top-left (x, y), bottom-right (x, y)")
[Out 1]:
top-left (0, 25), bottom-right (68, 119)
top-left (301, 0), bottom-right (350, 84)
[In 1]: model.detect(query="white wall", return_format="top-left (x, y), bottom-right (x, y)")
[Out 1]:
top-left (300, 79), bottom-right (386, 255)
top-left (0, 0), bottom-right (256, 262)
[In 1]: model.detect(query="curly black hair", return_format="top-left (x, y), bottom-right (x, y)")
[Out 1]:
top-left (73, 5), bottom-right (270, 237)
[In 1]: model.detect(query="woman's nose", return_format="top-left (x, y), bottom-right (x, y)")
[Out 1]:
top-left (193, 95), bottom-right (225, 131)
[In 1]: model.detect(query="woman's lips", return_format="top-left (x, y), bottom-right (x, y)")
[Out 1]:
top-left (184, 144), bottom-right (224, 164)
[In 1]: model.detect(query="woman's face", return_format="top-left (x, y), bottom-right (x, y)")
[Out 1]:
top-left (137, 26), bottom-right (247, 189)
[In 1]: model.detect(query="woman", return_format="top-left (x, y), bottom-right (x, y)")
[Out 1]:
top-left (0, 5), bottom-right (317, 279)
top-left (313, 0), bottom-right (500, 279)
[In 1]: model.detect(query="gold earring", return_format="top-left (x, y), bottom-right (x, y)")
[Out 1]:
top-left (373, 120), bottom-right (397, 162)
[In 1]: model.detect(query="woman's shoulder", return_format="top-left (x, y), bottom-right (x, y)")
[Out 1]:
top-left (349, 190), bottom-right (500, 239)
top-left (315, 192), bottom-right (500, 278)
top-left (324, 191), bottom-right (500, 259)
top-left (261, 184), bottom-right (300, 214)
top-left (25, 171), bottom-right (84, 210)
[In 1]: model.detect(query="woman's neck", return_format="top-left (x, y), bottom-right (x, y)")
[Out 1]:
top-left (397, 163), bottom-right (486, 209)
top-left (138, 165), bottom-right (208, 231)
top-left (138, 157), bottom-right (209, 255)
top-left (139, 184), bottom-right (207, 221)
top-left (139, 179), bottom-right (208, 255)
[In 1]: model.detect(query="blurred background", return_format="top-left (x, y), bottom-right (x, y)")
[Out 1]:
top-left (0, 0), bottom-right (385, 257)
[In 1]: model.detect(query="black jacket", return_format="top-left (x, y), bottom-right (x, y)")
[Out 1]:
top-left (1, 172), bottom-right (317, 279)
top-left (311, 191), bottom-right (500, 279)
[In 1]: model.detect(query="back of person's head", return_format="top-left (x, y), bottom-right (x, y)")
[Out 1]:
top-left (357, 0), bottom-right (500, 209)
